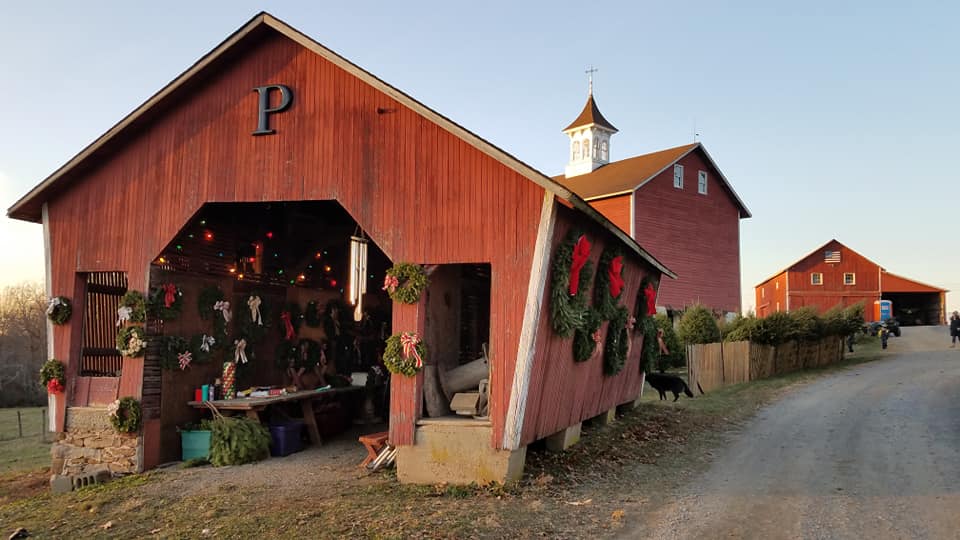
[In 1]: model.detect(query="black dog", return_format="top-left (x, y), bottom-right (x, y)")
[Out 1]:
top-left (645, 373), bottom-right (694, 402)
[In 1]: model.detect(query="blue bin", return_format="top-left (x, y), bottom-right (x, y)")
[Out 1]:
top-left (269, 421), bottom-right (304, 457)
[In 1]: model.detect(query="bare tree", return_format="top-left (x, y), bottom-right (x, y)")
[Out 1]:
top-left (0, 281), bottom-right (47, 406)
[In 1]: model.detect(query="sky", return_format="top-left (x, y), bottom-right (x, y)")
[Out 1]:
top-left (1, 1), bottom-right (958, 314)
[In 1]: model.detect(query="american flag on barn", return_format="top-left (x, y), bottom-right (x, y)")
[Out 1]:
top-left (824, 250), bottom-right (841, 263)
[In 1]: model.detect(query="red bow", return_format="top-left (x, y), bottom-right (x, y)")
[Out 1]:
top-left (400, 332), bottom-right (423, 369)
top-left (608, 256), bottom-right (625, 298)
top-left (645, 283), bottom-right (657, 316)
top-left (569, 235), bottom-right (591, 295)
top-left (280, 311), bottom-right (296, 340)
top-left (163, 284), bottom-right (177, 308)
top-left (47, 378), bottom-right (64, 394)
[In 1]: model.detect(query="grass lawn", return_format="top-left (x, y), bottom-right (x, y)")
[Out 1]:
top-left (0, 407), bottom-right (51, 475)
top-left (0, 346), bottom-right (885, 539)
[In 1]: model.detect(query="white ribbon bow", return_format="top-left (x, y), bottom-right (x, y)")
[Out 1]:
top-left (200, 335), bottom-right (216, 353)
top-left (46, 297), bottom-right (61, 316)
top-left (214, 301), bottom-right (232, 324)
top-left (234, 339), bottom-right (248, 364)
top-left (247, 296), bottom-right (262, 326)
top-left (117, 306), bottom-right (132, 327)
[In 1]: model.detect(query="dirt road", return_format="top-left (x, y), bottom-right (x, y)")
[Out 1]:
top-left (632, 326), bottom-right (960, 539)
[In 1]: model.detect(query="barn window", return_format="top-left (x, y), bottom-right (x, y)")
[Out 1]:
top-left (698, 171), bottom-right (708, 194)
top-left (811, 273), bottom-right (823, 285)
top-left (843, 273), bottom-right (856, 285)
top-left (673, 164), bottom-right (684, 189)
top-left (775, 281), bottom-right (779, 290)
top-left (80, 272), bottom-right (127, 376)
top-left (593, 139), bottom-right (600, 159)
top-left (601, 140), bottom-right (609, 160)
top-left (582, 139), bottom-right (591, 158)
top-left (761, 287), bottom-right (765, 298)
top-left (572, 141), bottom-right (581, 160)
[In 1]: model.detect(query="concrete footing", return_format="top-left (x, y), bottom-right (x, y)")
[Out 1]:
top-left (588, 408), bottom-right (617, 426)
top-left (545, 422), bottom-right (581, 452)
top-left (397, 420), bottom-right (526, 485)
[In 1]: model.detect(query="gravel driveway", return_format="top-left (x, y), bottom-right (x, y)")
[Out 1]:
top-left (630, 326), bottom-right (960, 540)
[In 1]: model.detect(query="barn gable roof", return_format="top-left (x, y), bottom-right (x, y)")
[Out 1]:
top-left (755, 239), bottom-right (882, 287)
top-left (880, 271), bottom-right (948, 293)
top-left (6, 12), bottom-right (675, 279)
top-left (553, 143), bottom-right (752, 217)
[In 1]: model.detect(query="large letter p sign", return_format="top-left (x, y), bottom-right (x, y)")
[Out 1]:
top-left (252, 84), bottom-right (293, 135)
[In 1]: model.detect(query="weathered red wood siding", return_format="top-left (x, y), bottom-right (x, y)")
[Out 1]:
top-left (755, 272), bottom-right (788, 318)
top-left (43, 28), bottom-right (543, 445)
top-left (784, 241), bottom-right (881, 321)
top-left (588, 194), bottom-right (631, 236)
top-left (633, 149), bottom-right (741, 313)
top-left (519, 205), bottom-right (653, 446)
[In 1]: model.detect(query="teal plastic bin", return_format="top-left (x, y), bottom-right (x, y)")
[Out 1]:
top-left (181, 430), bottom-right (212, 461)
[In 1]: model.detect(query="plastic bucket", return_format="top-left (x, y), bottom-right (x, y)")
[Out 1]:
top-left (181, 430), bottom-right (212, 461)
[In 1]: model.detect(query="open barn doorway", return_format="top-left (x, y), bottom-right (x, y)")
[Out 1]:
top-left (146, 201), bottom-right (393, 465)
top-left (421, 264), bottom-right (492, 421)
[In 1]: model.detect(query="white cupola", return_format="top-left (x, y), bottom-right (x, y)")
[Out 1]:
top-left (562, 78), bottom-right (618, 178)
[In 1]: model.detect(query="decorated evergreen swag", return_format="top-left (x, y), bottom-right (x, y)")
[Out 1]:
top-left (107, 397), bottom-right (142, 434)
top-left (189, 333), bottom-right (219, 364)
top-left (383, 263), bottom-right (428, 304)
top-left (383, 332), bottom-right (426, 377)
top-left (40, 359), bottom-right (66, 394)
top-left (573, 308), bottom-right (603, 362)
top-left (549, 231), bottom-right (595, 338)
top-left (158, 335), bottom-right (192, 370)
top-left (149, 283), bottom-right (184, 321)
top-left (594, 248), bottom-right (626, 321)
top-left (638, 316), bottom-right (658, 374)
top-left (238, 293), bottom-right (268, 344)
top-left (198, 285), bottom-right (230, 337)
top-left (118, 291), bottom-right (147, 325)
top-left (46, 296), bottom-right (72, 325)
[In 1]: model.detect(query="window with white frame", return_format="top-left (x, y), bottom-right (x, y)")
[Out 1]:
top-left (673, 164), bottom-right (684, 188)
top-left (811, 273), bottom-right (823, 285)
top-left (583, 139), bottom-right (590, 158)
top-left (843, 273), bottom-right (856, 285)
top-left (572, 141), bottom-right (581, 160)
top-left (698, 170), bottom-right (708, 194)
top-left (600, 140), bottom-right (608, 160)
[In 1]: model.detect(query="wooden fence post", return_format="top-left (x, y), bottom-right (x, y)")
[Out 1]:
top-left (17, 410), bottom-right (23, 438)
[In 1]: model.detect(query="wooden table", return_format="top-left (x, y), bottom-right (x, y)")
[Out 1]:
top-left (188, 387), bottom-right (362, 446)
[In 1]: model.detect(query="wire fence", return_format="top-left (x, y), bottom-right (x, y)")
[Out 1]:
top-left (0, 407), bottom-right (52, 443)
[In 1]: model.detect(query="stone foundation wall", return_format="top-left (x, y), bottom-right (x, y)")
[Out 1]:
top-left (51, 407), bottom-right (141, 476)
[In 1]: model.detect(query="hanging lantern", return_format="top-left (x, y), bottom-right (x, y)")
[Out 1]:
top-left (349, 235), bottom-right (369, 322)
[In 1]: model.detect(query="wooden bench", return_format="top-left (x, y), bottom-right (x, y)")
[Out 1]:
top-left (358, 431), bottom-right (389, 468)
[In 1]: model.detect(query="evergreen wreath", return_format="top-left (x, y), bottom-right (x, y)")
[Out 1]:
top-left (190, 333), bottom-right (219, 364)
top-left (639, 316), bottom-right (658, 374)
top-left (149, 283), bottom-right (184, 321)
top-left (635, 277), bottom-right (657, 320)
top-left (383, 263), bottom-right (429, 304)
top-left (304, 300), bottom-right (322, 327)
top-left (46, 296), bottom-right (72, 325)
top-left (119, 291), bottom-right (147, 323)
top-left (39, 359), bottom-right (66, 388)
top-left (594, 248), bottom-right (625, 320)
top-left (278, 302), bottom-right (303, 339)
top-left (107, 397), bottom-right (142, 434)
top-left (116, 326), bottom-right (147, 357)
top-left (603, 306), bottom-right (631, 376)
top-left (238, 293), bottom-right (268, 344)
top-left (549, 231), bottom-right (594, 338)
top-left (158, 335), bottom-right (190, 370)
top-left (573, 309), bottom-right (604, 362)
top-left (198, 285), bottom-right (229, 337)
top-left (383, 332), bottom-right (426, 377)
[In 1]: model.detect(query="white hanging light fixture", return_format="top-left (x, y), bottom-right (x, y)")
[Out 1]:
top-left (348, 234), bottom-right (369, 322)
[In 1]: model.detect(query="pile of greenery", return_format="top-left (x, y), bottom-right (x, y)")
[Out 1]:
top-left (209, 416), bottom-right (271, 466)
top-left (723, 303), bottom-right (864, 345)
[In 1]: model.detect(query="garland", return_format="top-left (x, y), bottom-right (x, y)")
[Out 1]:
top-left (198, 285), bottom-right (229, 337)
top-left (116, 326), bottom-right (147, 358)
top-left (603, 306), bottom-right (630, 376)
top-left (107, 397), bottom-right (142, 434)
top-left (159, 335), bottom-right (191, 370)
top-left (39, 359), bottom-right (66, 394)
top-left (383, 332), bottom-right (426, 377)
top-left (573, 309), bottom-right (604, 362)
top-left (594, 248), bottom-right (625, 320)
top-left (304, 300), bottom-right (322, 327)
top-left (190, 334), bottom-right (219, 364)
top-left (383, 263), bottom-right (428, 304)
top-left (549, 231), bottom-right (594, 338)
top-left (149, 283), bottom-right (184, 321)
top-left (118, 291), bottom-right (147, 325)
top-left (46, 296), bottom-right (72, 325)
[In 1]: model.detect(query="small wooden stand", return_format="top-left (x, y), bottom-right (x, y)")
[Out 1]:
top-left (358, 431), bottom-right (389, 468)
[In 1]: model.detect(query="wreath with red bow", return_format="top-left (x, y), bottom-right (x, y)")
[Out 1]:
top-left (149, 283), bottom-right (183, 321)
top-left (549, 230), bottom-right (595, 338)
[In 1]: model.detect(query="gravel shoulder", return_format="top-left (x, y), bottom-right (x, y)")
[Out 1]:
top-left (633, 326), bottom-right (960, 540)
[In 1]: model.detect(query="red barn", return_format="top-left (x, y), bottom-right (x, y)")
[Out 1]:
top-left (756, 239), bottom-right (946, 325)
top-left (554, 94), bottom-right (750, 315)
top-left (8, 13), bottom-right (674, 484)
